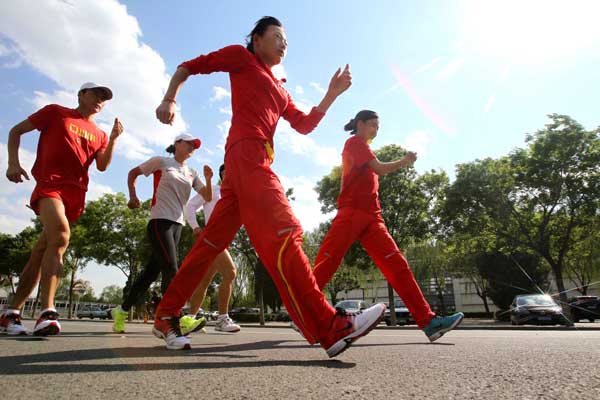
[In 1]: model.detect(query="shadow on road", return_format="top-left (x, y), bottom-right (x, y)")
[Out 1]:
top-left (0, 340), bottom-right (360, 374)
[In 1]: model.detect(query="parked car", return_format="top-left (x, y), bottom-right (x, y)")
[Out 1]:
top-left (510, 294), bottom-right (567, 326)
top-left (101, 305), bottom-right (115, 319)
top-left (383, 299), bottom-right (414, 326)
top-left (206, 310), bottom-right (219, 320)
top-left (229, 307), bottom-right (259, 317)
top-left (334, 300), bottom-right (369, 313)
top-left (77, 306), bottom-right (108, 320)
top-left (569, 296), bottom-right (600, 322)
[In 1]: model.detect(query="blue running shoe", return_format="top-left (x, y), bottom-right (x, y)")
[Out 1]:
top-left (423, 312), bottom-right (464, 342)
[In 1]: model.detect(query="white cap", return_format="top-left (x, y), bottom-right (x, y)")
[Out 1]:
top-left (79, 82), bottom-right (113, 100)
top-left (174, 133), bottom-right (201, 149)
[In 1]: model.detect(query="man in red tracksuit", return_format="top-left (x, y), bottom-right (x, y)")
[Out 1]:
top-left (153, 17), bottom-right (385, 357)
top-left (313, 109), bottom-right (464, 343)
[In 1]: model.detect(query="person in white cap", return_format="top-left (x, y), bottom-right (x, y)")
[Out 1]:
top-left (1, 82), bottom-right (123, 336)
top-left (112, 133), bottom-right (213, 334)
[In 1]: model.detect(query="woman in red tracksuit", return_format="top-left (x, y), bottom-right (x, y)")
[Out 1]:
top-left (313, 109), bottom-right (464, 342)
top-left (152, 17), bottom-right (385, 357)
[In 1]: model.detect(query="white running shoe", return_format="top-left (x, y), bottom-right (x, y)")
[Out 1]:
top-left (321, 303), bottom-right (386, 358)
top-left (152, 316), bottom-right (191, 350)
top-left (215, 315), bottom-right (241, 333)
top-left (0, 311), bottom-right (28, 335)
top-left (33, 309), bottom-right (61, 336)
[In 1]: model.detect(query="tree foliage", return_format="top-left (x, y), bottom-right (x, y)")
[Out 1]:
top-left (445, 114), bottom-right (600, 311)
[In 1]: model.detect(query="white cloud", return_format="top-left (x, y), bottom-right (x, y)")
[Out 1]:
top-left (219, 106), bottom-right (233, 116)
top-left (402, 130), bottom-right (433, 156)
top-left (210, 86), bottom-right (231, 102)
top-left (86, 181), bottom-right (116, 201)
top-left (0, 0), bottom-right (188, 161)
top-left (216, 120), bottom-right (231, 151)
top-left (278, 174), bottom-right (334, 232)
top-left (272, 64), bottom-right (287, 81)
top-left (275, 119), bottom-right (341, 169)
top-left (484, 94), bottom-right (496, 113)
top-left (0, 38), bottom-right (23, 68)
top-left (295, 85), bottom-right (304, 95)
top-left (309, 82), bottom-right (326, 94)
top-left (111, 132), bottom-right (154, 161)
top-left (0, 196), bottom-right (35, 234)
top-left (435, 58), bottom-right (464, 81)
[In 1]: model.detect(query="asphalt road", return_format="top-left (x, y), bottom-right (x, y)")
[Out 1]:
top-left (1, 320), bottom-right (599, 399)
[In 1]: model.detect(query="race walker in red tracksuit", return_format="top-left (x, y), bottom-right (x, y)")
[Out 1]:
top-left (313, 109), bottom-right (465, 342)
top-left (153, 17), bottom-right (386, 357)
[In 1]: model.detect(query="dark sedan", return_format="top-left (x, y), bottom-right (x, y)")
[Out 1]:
top-left (510, 294), bottom-right (568, 326)
top-left (383, 299), bottom-right (414, 326)
top-left (569, 296), bottom-right (600, 323)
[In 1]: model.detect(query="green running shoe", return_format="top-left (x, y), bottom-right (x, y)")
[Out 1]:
top-left (112, 306), bottom-right (128, 333)
top-left (423, 312), bottom-right (464, 342)
top-left (180, 315), bottom-right (206, 336)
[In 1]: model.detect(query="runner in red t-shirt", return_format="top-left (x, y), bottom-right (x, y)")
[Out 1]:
top-left (1, 83), bottom-right (124, 337)
top-left (313, 110), bottom-right (464, 342)
top-left (153, 17), bottom-right (386, 356)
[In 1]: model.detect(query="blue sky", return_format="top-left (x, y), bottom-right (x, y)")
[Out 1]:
top-left (1, 0), bottom-right (599, 295)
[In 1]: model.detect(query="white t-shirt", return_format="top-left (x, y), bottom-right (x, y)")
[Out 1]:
top-left (185, 185), bottom-right (221, 229)
top-left (138, 156), bottom-right (204, 224)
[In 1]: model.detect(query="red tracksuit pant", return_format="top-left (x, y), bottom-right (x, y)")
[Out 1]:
top-left (156, 139), bottom-right (335, 343)
top-left (313, 207), bottom-right (435, 328)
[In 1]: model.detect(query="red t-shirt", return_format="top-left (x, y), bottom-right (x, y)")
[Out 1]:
top-left (28, 104), bottom-right (108, 190)
top-left (336, 135), bottom-right (380, 212)
top-left (180, 45), bottom-right (325, 153)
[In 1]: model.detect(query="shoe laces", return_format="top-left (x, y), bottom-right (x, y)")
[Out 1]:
top-left (6, 313), bottom-right (23, 325)
top-left (335, 307), bottom-right (362, 317)
top-left (40, 311), bottom-right (59, 320)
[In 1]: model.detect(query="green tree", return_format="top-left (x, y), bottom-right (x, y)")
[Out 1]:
top-left (82, 193), bottom-right (151, 278)
top-left (446, 233), bottom-right (494, 313)
top-left (99, 284), bottom-right (123, 304)
top-left (445, 115), bottom-right (600, 318)
top-left (82, 193), bottom-right (151, 300)
top-left (323, 263), bottom-right (362, 306)
top-left (229, 227), bottom-right (257, 308)
top-left (407, 242), bottom-right (452, 313)
top-left (564, 217), bottom-right (600, 295)
top-left (0, 226), bottom-right (41, 296)
top-left (476, 251), bottom-right (549, 314)
top-left (59, 222), bottom-right (95, 318)
top-left (302, 221), bottom-right (372, 305)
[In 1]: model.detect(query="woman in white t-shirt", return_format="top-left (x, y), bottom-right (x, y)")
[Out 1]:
top-left (112, 133), bottom-right (212, 334)
top-left (180, 164), bottom-right (240, 334)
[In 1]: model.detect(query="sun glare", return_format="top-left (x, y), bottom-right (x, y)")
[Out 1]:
top-left (461, 1), bottom-right (600, 64)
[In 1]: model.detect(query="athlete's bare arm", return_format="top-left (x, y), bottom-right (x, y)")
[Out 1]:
top-left (368, 151), bottom-right (417, 176)
top-left (156, 67), bottom-right (191, 125)
top-left (198, 165), bottom-right (213, 202)
top-left (96, 118), bottom-right (124, 171)
top-left (316, 64), bottom-right (352, 114)
top-left (6, 119), bottom-right (36, 183)
top-left (127, 166), bottom-right (143, 209)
